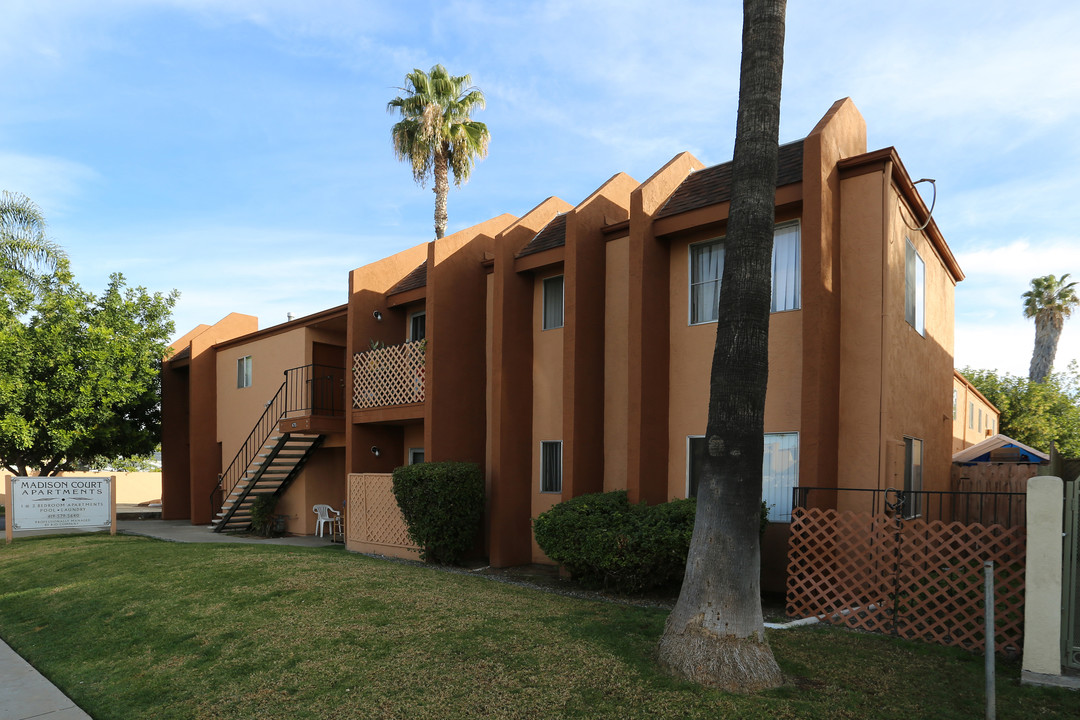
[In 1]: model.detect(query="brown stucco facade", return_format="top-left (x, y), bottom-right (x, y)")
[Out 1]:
top-left (161, 99), bottom-right (967, 575)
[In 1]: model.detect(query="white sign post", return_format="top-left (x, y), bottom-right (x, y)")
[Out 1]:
top-left (5, 475), bottom-right (117, 542)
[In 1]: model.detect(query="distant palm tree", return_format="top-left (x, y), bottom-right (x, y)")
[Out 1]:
top-left (388, 65), bottom-right (490, 240)
top-left (1023, 273), bottom-right (1079, 382)
top-left (0, 191), bottom-right (66, 279)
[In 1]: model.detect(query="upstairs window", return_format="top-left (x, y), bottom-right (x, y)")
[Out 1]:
top-left (542, 275), bottom-right (564, 330)
top-left (237, 356), bottom-right (252, 389)
top-left (905, 239), bottom-right (925, 335)
top-left (689, 222), bottom-right (800, 324)
top-left (409, 311), bottom-right (426, 342)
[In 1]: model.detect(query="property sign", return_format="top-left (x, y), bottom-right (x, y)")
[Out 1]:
top-left (4, 475), bottom-right (117, 542)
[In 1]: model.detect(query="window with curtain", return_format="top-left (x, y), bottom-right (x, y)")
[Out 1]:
top-left (689, 222), bottom-right (800, 324)
top-left (542, 275), bottom-right (564, 330)
top-left (236, 355), bottom-right (252, 389)
top-left (687, 432), bottom-right (798, 522)
top-left (540, 441), bottom-right (562, 493)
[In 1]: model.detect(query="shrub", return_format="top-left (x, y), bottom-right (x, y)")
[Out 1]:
top-left (533, 491), bottom-right (697, 593)
top-left (535, 492), bottom-right (773, 594)
top-left (392, 462), bottom-right (484, 565)
top-left (249, 494), bottom-right (279, 537)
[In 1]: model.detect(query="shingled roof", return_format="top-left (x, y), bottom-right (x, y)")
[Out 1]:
top-left (516, 213), bottom-right (568, 258)
top-left (655, 139), bottom-right (804, 220)
top-left (387, 262), bottom-right (427, 295)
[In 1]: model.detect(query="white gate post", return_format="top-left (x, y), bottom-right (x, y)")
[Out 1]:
top-left (1021, 475), bottom-right (1064, 685)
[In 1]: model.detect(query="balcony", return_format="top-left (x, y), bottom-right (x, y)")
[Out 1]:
top-left (352, 341), bottom-right (425, 419)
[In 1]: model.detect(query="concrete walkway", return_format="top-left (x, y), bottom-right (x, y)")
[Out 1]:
top-left (1, 518), bottom-right (343, 718)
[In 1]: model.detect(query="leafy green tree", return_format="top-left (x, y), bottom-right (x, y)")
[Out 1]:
top-left (1023, 273), bottom-right (1078, 383)
top-left (962, 365), bottom-right (1080, 457)
top-left (388, 64), bottom-right (490, 240)
top-left (0, 270), bottom-right (177, 476)
top-left (0, 191), bottom-right (66, 283)
top-left (656, 0), bottom-right (786, 692)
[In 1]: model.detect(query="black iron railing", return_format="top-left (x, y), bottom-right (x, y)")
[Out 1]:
top-left (210, 363), bottom-right (345, 521)
top-left (792, 486), bottom-right (1027, 528)
top-left (284, 363), bottom-right (345, 418)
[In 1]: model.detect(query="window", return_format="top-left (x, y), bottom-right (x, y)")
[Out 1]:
top-left (540, 441), bottom-right (562, 493)
top-left (903, 436), bottom-right (924, 518)
top-left (408, 448), bottom-right (425, 465)
top-left (905, 239), bottom-right (925, 335)
top-left (409, 311), bottom-right (426, 342)
top-left (689, 222), bottom-right (801, 324)
top-left (952, 389), bottom-right (958, 420)
top-left (237, 355), bottom-right (252, 388)
top-left (968, 401), bottom-right (975, 429)
top-left (542, 276), bottom-right (564, 330)
top-left (978, 408), bottom-right (983, 433)
top-left (687, 433), bottom-right (799, 522)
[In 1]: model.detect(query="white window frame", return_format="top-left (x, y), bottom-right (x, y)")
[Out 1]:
top-left (408, 310), bottom-right (426, 342)
top-left (686, 432), bottom-right (799, 522)
top-left (408, 447), bottom-right (425, 465)
top-left (905, 238), bottom-right (925, 336)
top-left (237, 355), bottom-right (252, 389)
top-left (540, 441), bottom-right (563, 493)
top-left (689, 221), bottom-right (801, 325)
top-left (542, 275), bottom-right (564, 330)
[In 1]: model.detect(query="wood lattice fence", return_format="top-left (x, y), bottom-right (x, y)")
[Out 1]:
top-left (352, 341), bottom-right (425, 409)
top-left (345, 473), bottom-right (420, 561)
top-left (786, 506), bottom-right (1026, 655)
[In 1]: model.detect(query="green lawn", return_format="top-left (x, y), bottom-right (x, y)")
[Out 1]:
top-left (0, 534), bottom-right (1073, 719)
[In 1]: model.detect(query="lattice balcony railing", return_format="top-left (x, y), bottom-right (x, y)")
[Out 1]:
top-left (352, 341), bottom-right (426, 409)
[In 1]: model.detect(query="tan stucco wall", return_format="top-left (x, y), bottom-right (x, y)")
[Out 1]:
top-left (215, 327), bottom-right (309, 469)
top-left (953, 373), bottom-right (999, 452)
top-left (531, 269), bottom-right (564, 562)
top-left (665, 229), bottom-right (804, 500)
top-left (603, 236), bottom-right (630, 493)
top-left (1022, 475), bottom-right (1063, 676)
top-left (46, 471), bottom-right (161, 504)
top-left (274, 447), bottom-right (346, 535)
top-left (880, 180), bottom-right (956, 494)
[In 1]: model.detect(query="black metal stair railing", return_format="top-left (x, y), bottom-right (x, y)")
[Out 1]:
top-left (209, 363), bottom-right (345, 524)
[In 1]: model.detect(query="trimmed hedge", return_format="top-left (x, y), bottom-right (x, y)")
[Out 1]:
top-left (391, 461), bottom-right (484, 565)
top-left (533, 491), bottom-right (697, 593)
top-left (534, 491), bottom-right (771, 593)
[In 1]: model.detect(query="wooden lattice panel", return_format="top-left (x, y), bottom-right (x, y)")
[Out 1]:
top-left (352, 341), bottom-right (425, 409)
top-left (787, 507), bottom-right (1026, 655)
top-left (347, 473), bottom-right (417, 551)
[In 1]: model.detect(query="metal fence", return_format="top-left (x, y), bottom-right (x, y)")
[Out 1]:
top-left (792, 485), bottom-right (1027, 529)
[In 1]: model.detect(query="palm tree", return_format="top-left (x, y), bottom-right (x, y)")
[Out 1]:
top-left (388, 65), bottom-right (490, 240)
top-left (0, 191), bottom-right (66, 280)
top-left (1023, 273), bottom-right (1079, 383)
top-left (655, 0), bottom-right (785, 692)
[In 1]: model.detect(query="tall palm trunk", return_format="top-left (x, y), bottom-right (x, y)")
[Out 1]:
top-left (1029, 314), bottom-right (1062, 383)
top-left (433, 149), bottom-right (450, 240)
top-left (656, 0), bottom-right (785, 692)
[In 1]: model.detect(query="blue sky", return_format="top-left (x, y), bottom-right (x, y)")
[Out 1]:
top-left (3, 0), bottom-right (1079, 378)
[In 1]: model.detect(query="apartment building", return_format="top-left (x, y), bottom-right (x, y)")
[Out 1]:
top-left (162, 98), bottom-right (965, 568)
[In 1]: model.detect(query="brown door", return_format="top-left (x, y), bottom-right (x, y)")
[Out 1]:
top-left (312, 343), bottom-right (346, 416)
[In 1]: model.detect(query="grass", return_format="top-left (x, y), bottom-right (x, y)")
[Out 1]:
top-left (0, 534), bottom-right (1074, 720)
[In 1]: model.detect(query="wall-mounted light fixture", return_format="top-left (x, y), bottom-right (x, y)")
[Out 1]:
top-left (373, 310), bottom-right (383, 321)
top-left (370, 446), bottom-right (381, 457)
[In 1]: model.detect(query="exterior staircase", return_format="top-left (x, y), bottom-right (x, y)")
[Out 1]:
top-left (211, 433), bottom-right (324, 532)
top-left (209, 363), bottom-right (343, 533)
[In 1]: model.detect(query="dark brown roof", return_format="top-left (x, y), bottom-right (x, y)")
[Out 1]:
top-left (516, 213), bottom-right (568, 258)
top-left (169, 345), bottom-right (191, 362)
top-left (388, 262), bottom-right (427, 295)
top-left (655, 140), bottom-right (804, 220)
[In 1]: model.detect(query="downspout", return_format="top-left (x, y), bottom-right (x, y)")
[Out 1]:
top-left (878, 159), bottom-right (894, 493)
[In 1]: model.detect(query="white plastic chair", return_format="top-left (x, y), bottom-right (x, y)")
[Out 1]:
top-left (313, 504), bottom-right (341, 538)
